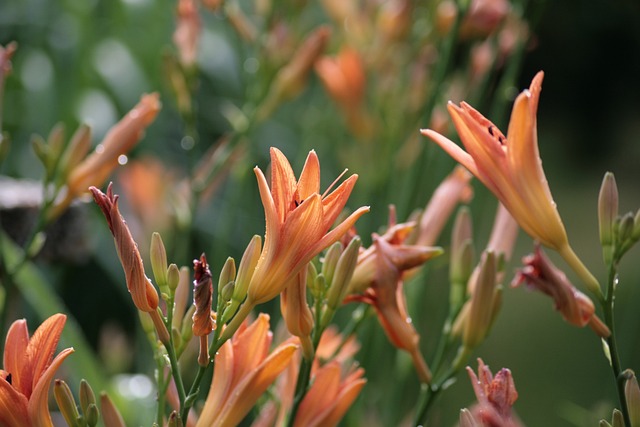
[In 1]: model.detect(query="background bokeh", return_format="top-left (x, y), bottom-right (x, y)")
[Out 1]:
top-left (2, 0), bottom-right (640, 425)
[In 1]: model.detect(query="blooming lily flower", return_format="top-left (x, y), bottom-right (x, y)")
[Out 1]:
top-left (196, 314), bottom-right (297, 427)
top-left (422, 72), bottom-right (603, 298)
top-left (0, 314), bottom-right (74, 427)
top-left (248, 147), bottom-right (369, 306)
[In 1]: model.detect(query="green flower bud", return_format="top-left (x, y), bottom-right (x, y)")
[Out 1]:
top-left (167, 263), bottom-right (181, 294)
top-left (624, 369), bottom-right (640, 427)
top-left (79, 379), bottom-right (97, 417)
top-left (150, 233), bottom-right (169, 292)
top-left (85, 403), bottom-right (100, 427)
top-left (321, 242), bottom-right (343, 287)
top-left (59, 124), bottom-right (92, 181)
top-left (463, 251), bottom-right (498, 350)
top-left (598, 172), bottom-right (618, 264)
top-left (54, 379), bottom-right (80, 427)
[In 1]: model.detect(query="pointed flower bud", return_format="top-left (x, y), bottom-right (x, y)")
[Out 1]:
top-left (150, 232), bottom-right (169, 292)
top-left (85, 403), bottom-right (99, 427)
top-left (227, 235), bottom-right (261, 319)
top-left (321, 242), bottom-right (343, 289)
top-left (624, 369), bottom-right (640, 427)
top-left (463, 251), bottom-right (499, 349)
top-left (281, 268), bottom-right (315, 359)
top-left (598, 172), bottom-right (618, 265)
top-left (218, 256), bottom-right (237, 298)
top-left (100, 393), bottom-right (126, 427)
top-left (459, 408), bottom-right (479, 427)
top-left (54, 379), bottom-right (80, 427)
top-left (307, 262), bottom-right (324, 300)
top-left (167, 263), bottom-right (181, 294)
top-left (79, 379), bottom-right (97, 419)
top-left (59, 124), bottom-right (92, 181)
top-left (171, 266), bottom-right (190, 331)
top-left (322, 237), bottom-right (361, 328)
top-left (192, 254), bottom-right (214, 337)
top-left (450, 207), bottom-right (474, 309)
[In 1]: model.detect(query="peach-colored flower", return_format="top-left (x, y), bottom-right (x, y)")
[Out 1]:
top-left (52, 93), bottom-right (160, 219)
top-left (248, 147), bottom-right (369, 306)
top-left (463, 359), bottom-right (522, 427)
top-left (280, 269), bottom-right (315, 359)
top-left (0, 314), bottom-right (74, 427)
top-left (512, 245), bottom-right (610, 337)
top-left (195, 314), bottom-right (297, 427)
top-left (423, 72), bottom-right (569, 251)
top-left (315, 47), bottom-right (366, 113)
top-left (347, 221), bottom-right (442, 384)
top-left (252, 327), bottom-right (364, 427)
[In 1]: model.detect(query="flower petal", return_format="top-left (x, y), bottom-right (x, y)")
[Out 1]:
top-left (230, 314), bottom-right (272, 390)
top-left (3, 319), bottom-right (29, 396)
top-left (269, 147), bottom-right (297, 223)
top-left (321, 174), bottom-right (358, 230)
top-left (296, 150), bottom-right (321, 200)
top-left (294, 362), bottom-right (341, 427)
top-left (28, 347), bottom-right (74, 427)
top-left (0, 376), bottom-right (29, 427)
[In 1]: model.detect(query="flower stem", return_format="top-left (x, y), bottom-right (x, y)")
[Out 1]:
top-left (559, 244), bottom-right (604, 302)
top-left (602, 262), bottom-right (631, 427)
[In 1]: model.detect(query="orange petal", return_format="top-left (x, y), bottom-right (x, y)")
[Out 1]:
top-left (296, 150), bottom-right (321, 200)
top-left (23, 314), bottom-right (67, 398)
top-left (294, 362), bottom-right (341, 427)
top-left (3, 319), bottom-right (29, 395)
top-left (315, 375), bottom-right (366, 427)
top-left (421, 128), bottom-right (479, 177)
top-left (321, 174), bottom-right (358, 230)
top-left (214, 343), bottom-right (298, 427)
top-left (230, 314), bottom-right (272, 390)
top-left (311, 205), bottom-right (370, 257)
top-left (196, 338), bottom-right (234, 427)
top-left (254, 166), bottom-right (280, 256)
top-left (269, 147), bottom-right (297, 223)
top-left (0, 377), bottom-right (29, 427)
top-left (28, 347), bottom-right (74, 427)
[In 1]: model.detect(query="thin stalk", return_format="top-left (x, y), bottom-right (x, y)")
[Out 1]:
top-left (166, 342), bottom-right (187, 418)
top-left (603, 262), bottom-right (631, 427)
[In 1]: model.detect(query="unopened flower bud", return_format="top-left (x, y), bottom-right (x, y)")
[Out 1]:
top-left (598, 172), bottom-right (618, 264)
top-left (281, 269), bottom-right (315, 359)
top-left (101, 392), bottom-right (126, 427)
top-left (459, 408), bottom-right (479, 427)
top-left (180, 305), bottom-right (196, 343)
top-left (167, 411), bottom-right (184, 427)
top-left (54, 379), bottom-right (80, 427)
top-left (463, 251), bottom-right (498, 349)
top-left (79, 379), bottom-right (97, 417)
top-left (321, 242), bottom-right (343, 288)
top-left (85, 403), bottom-right (99, 427)
top-left (218, 257), bottom-right (236, 296)
top-left (306, 262), bottom-right (323, 300)
top-left (167, 263), bottom-right (181, 293)
top-left (150, 232), bottom-right (169, 292)
top-left (624, 369), bottom-right (640, 427)
top-left (618, 213), bottom-right (635, 247)
top-left (220, 281), bottom-right (235, 303)
top-left (172, 266), bottom-right (191, 331)
top-left (322, 237), bottom-right (361, 328)
top-left (192, 254), bottom-right (214, 337)
top-left (226, 235), bottom-right (261, 321)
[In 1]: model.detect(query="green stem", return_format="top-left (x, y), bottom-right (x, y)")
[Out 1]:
top-left (330, 304), bottom-right (372, 360)
top-left (603, 262), bottom-right (631, 427)
top-left (287, 324), bottom-right (323, 427)
top-left (166, 340), bottom-right (187, 420)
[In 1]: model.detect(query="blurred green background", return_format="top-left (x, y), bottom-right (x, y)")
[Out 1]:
top-left (2, 0), bottom-right (640, 425)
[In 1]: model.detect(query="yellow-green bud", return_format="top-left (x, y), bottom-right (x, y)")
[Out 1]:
top-left (167, 264), bottom-right (180, 293)
top-left (221, 281), bottom-right (235, 303)
top-left (48, 122), bottom-right (66, 160)
top-left (31, 134), bottom-right (50, 170)
top-left (624, 369), bottom-right (640, 427)
top-left (79, 379), bottom-right (96, 417)
top-left (218, 257), bottom-right (237, 294)
top-left (232, 235), bottom-right (261, 304)
top-left (611, 409), bottom-right (624, 427)
top-left (150, 233), bottom-right (169, 292)
top-left (326, 237), bottom-right (360, 310)
top-left (450, 240), bottom-right (474, 310)
top-left (463, 251), bottom-right (498, 350)
top-left (321, 242), bottom-right (343, 287)
top-left (618, 213), bottom-right (635, 247)
top-left (306, 262), bottom-right (323, 300)
top-left (598, 172), bottom-right (618, 264)
top-left (85, 403), bottom-right (99, 427)
top-left (54, 379), bottom-right (80, 427)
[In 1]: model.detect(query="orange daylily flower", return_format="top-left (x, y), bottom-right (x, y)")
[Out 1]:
top-left (0, 314), bottom-right (74, 427)
top-left (422, 72), bottom-right (603, 297)
top-left (248, 147), bottom-right (369, 306)
top-left (196, 314), bottom-right (297, 427)
top-left (422, 72), bottom-right (568, 251)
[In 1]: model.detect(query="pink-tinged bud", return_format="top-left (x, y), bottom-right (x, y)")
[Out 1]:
top-left (624, 370), bottom-right (640, 427)
top-left (91, 184), bottom-right (159, 313)
top-left (100, 392), bottom-right (126, 427)
top-left (598, 172), bottom-right (618, 264)
top-left (173, 0), bottom-right (201, 68)
top-left (172, 266), bottom-right (191, 331)
top-left (192, 254), bottom-right (214, 337)
top-left (465, 358), bottom-right (522, 427)
top-left (461, 0), bottom-right (510, 38)
top-left (512, 245), bottom-right (611, 338)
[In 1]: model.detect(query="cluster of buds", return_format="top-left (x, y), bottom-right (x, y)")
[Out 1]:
top-left (54, 379), bottom-right (99, 427)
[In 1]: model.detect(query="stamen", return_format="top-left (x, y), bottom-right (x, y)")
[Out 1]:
top-left (4, 373), bottom-right (11, 385)
top-left (488, 125), bottom-right (495, 136)
top-left (322, 168), bottom-right (349, 198)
